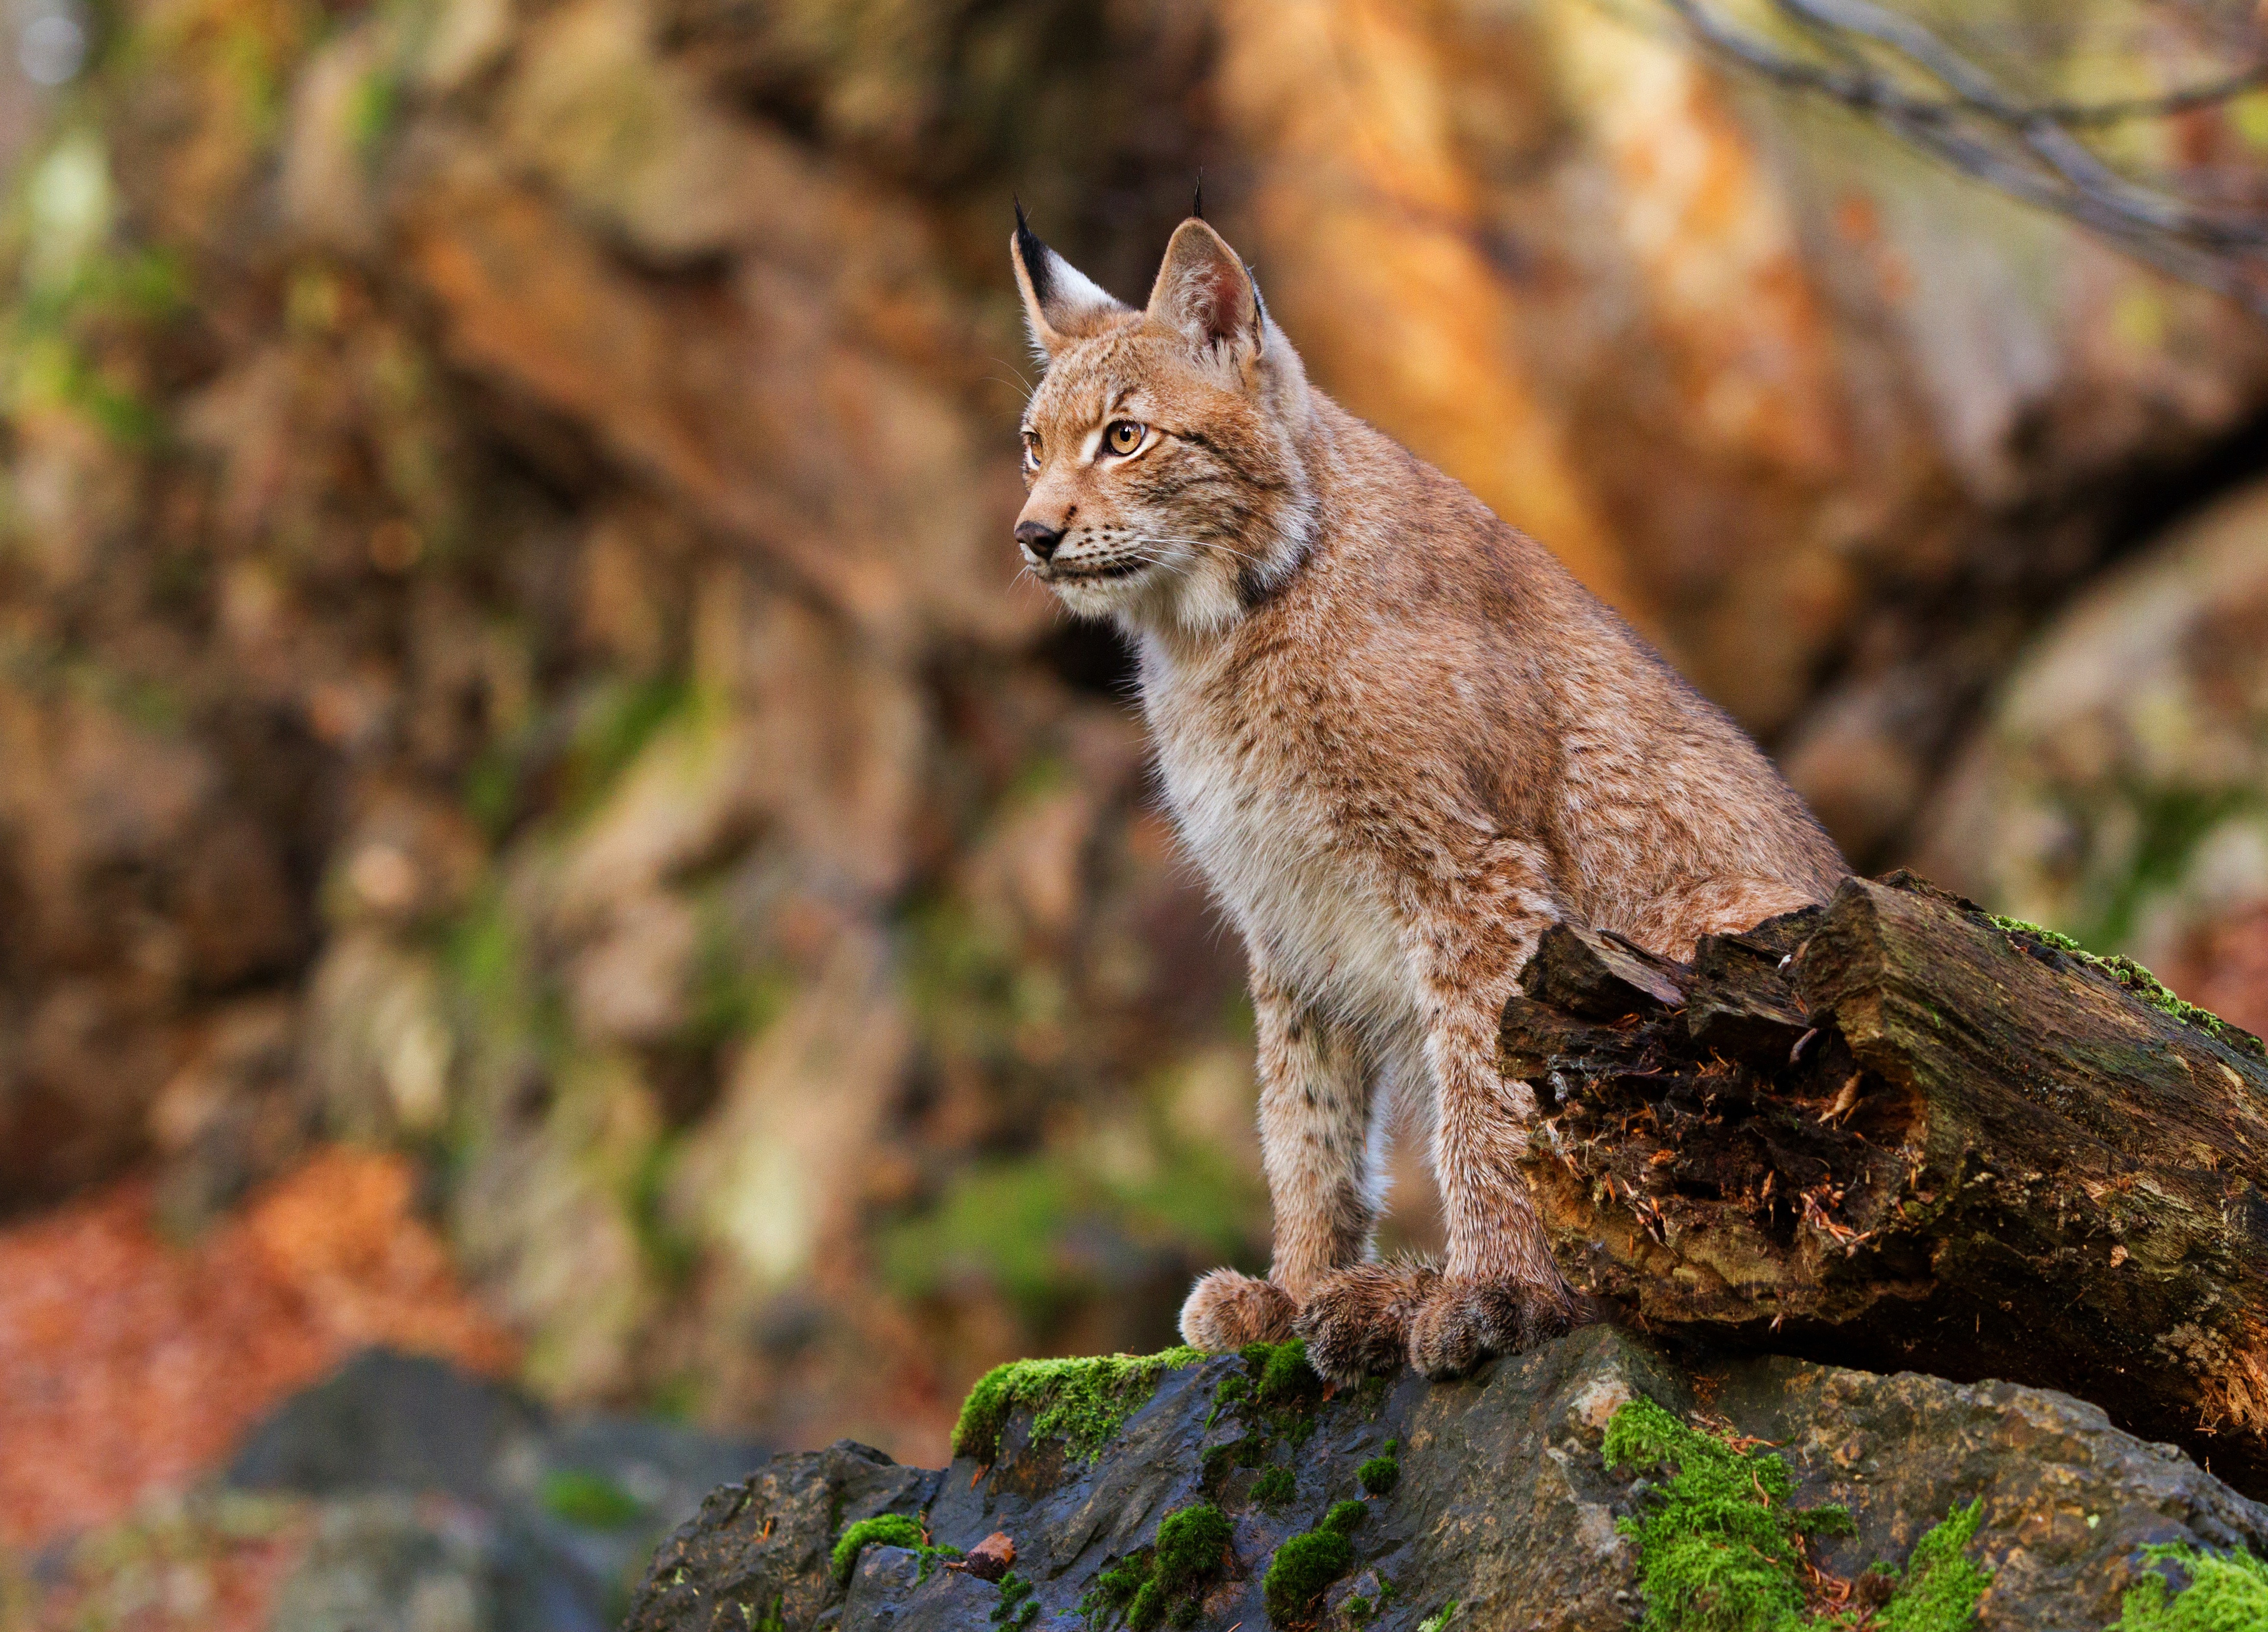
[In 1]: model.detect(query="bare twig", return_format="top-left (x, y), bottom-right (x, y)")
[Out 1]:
top-left (1648, 0), bottom-right (2268, 319)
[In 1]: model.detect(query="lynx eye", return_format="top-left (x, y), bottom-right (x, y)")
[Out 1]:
top-left (1021, 431), bottom-right (1041, 472)
top-left (1103, 420), bottom-right (1145, 457)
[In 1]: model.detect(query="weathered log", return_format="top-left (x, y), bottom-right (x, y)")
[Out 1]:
top-left (1519, 923), bottom-right (1692, 1019)
top-left (1507, 872), bottom-right (2268, 1496)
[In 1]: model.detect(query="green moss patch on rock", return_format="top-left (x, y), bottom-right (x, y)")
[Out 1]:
top-left (1605, 1397), bottom-right (1991, 1632)
top-left (1197, 1340), bottom-right (1330, 1506)
top-left (1252, 1465), bottom-right (1297, 1509)
top-left (830, 1512), bottom-right (958, 1585)
top-left (1262, 1527), bottom-right (1355, 1624)
top-left (1079, 1504), bottom-right (1233, 1630)
top-left (991, 1569), bottom-right (1040, 1628)
top-left (1875, 1502), bottom-right (1989, 1632)
top-left (2109, 1543), bottom-right (2268, 1631)
top-left (1210, 1339), bottom-right (1326, 1448)
top-left (1260, 1498), bottom-right (1369, 1623)
top-left (1356, 1440), bottom-right (1400, 1497)
top-left (1989, 915), bottom-right (2266, 1060)
top-left (953, 1346), bottom-right (1207, 1465)
top-left (1605, 1395), bottom-right (1852, 1630)
top-left (1249, 1338), bottom-right (1325, 1411)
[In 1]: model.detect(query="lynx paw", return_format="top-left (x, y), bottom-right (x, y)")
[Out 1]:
top-left (1179, 1268), bottom-right (1297, 1351)
top-left (1405, 1275), bottom-right (1580, 1379)
top-left (1293, 1261), bottom-right (1442, 1386)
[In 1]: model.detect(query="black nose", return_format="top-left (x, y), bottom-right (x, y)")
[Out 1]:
top-left (1016, 520), bottom-right (1063, 562)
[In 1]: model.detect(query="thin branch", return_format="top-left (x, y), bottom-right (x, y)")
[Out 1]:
top-left (1652, 0), bottom-right (2268, 318)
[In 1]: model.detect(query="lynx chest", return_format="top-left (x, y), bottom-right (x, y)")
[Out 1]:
top-left (1143, 671), bottom-right (1414, 1028)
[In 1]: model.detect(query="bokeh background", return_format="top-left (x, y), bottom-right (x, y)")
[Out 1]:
top-left (5, 0), bottom-right (2268, 1624)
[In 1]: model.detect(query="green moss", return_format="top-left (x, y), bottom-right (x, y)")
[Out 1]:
top-left (992, 1570), bottom-right (1040, 1628)
top-left (1203, 1339), bottom-right (1324, 1451)
top-left (1207, 1372), bottom-right (1250, 1428)
top-left (1990, 915), bottom-right (2266, 1061)
top-left (1323, 1500), bottom-right (1367, 1536)
top-left (1604, 1397), bottom-right (1848, 1631)
top-left (1356, 1454), bottom-right (1400, 1496)
top-left (1252, 1338), bottom-right (1324, 1411)
top-left (1125, 1578), bottom-right (1166, 1630)
top-left (1346, 1593), bottom-right (1375, 1625)
top-left (1604, 1399), bottom-right (1989, 1632)
top-left (1263, 1528), bottom-right (1356, 1623)
top-left (1084, 1553), bottom-right (1152, 1620)
top-left (1416, 1604), bottom-right (1458, 1632)
top-left (1252, 1466), bottom-right (1297, 1509)
top-left (1875, 1502), bottom-right (1989, 1632)
top-left (1081, 1506), bottom-right (1232, 1630)
top-left (1154, 1504), bottom-right (1233, 1588)
top-left (952, 1346), bottom-right (1206, 1465)
top-left (2110, 1543), bottom-right (2268, 1631)
top-left (831, 1513), bottom-right (925, 1585)
top-left (1202, 1434), bottom-right (1266, 1493)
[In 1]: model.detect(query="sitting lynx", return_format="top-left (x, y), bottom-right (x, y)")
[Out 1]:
top-left (1008, 206), bottom-right (1849, 1383)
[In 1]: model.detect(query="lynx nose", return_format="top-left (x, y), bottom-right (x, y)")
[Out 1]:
top-left (1015, 520), bottom-right (1063, 562)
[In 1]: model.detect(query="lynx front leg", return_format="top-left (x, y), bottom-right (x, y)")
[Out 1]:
top-left (1179, 960), bottom-right (1378, 1352)
top-left (1406, 848), bottom-right (1580, 1378)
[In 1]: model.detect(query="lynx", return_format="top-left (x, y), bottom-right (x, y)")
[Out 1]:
top-left (1008, 207), bottom-right (1849, 1383)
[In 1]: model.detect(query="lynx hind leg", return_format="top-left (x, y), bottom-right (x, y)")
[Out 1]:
top-left (1180, 1268), bottom-right (1296, 1351)
top-left (1295, 1259), bottom-right (1441, 1385)
top-left (1412, 869), bottom-right (1586, 1379)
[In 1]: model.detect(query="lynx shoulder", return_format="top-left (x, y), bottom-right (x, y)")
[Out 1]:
top-left (1007, 207), bottom-right (1849, 1384)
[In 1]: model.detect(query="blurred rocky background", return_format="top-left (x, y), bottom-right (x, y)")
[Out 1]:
top-left (4, 0), bottom-right (2268, 1623)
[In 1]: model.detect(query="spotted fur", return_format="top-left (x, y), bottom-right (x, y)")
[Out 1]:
top-left (1010, 216), bottom-right (1849, 1384)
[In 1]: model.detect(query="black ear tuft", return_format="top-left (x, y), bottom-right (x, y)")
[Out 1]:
top-left (1011, 204), bottom-right (1132, 356)
top-left (1192, 171), bottom-right (1205, 220)
top-left (1013, 198), bottom-right (1054, 306)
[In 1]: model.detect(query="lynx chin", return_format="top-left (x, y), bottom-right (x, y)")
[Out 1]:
top-left (1008, 207), bottom-right (1849, 1383)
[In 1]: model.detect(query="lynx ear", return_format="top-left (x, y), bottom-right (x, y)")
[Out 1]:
top-left (1011, 204), bottom-right (1130, 361)
top-left (1145, 218), bottom-right (1261, 357)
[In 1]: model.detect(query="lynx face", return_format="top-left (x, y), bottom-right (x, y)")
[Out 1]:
top-left (1010, 213), bottom-right (1317, 635)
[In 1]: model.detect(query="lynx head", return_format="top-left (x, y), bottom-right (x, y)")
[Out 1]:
top-left (1009, 208), bottom-right (1316, 637)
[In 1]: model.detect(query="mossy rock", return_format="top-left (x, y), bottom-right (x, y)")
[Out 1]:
top-left (953, 1347), bottom-right (1207, 1466)
top-left (627, 1327), bottom-right (2268, 1632)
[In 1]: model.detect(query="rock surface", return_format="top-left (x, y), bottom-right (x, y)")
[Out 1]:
top-left (624, 1327), bottom-right (2268, 1632)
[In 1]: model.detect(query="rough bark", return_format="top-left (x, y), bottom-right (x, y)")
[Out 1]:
top-left (1506, 872), bottom-right (2268, 1496)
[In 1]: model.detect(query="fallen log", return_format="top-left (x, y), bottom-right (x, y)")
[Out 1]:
top-left (1506, 872), bottom-right (2268, 1497)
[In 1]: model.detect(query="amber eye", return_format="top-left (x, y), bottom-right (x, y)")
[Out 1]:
top-left (1021, 431), bottom-right (1041, 472)
top-left (1104, 420), bottom-right (1145, 456)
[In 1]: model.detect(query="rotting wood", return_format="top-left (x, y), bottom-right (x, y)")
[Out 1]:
top-left (1507, 872), bottom-right (2268, 1496)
